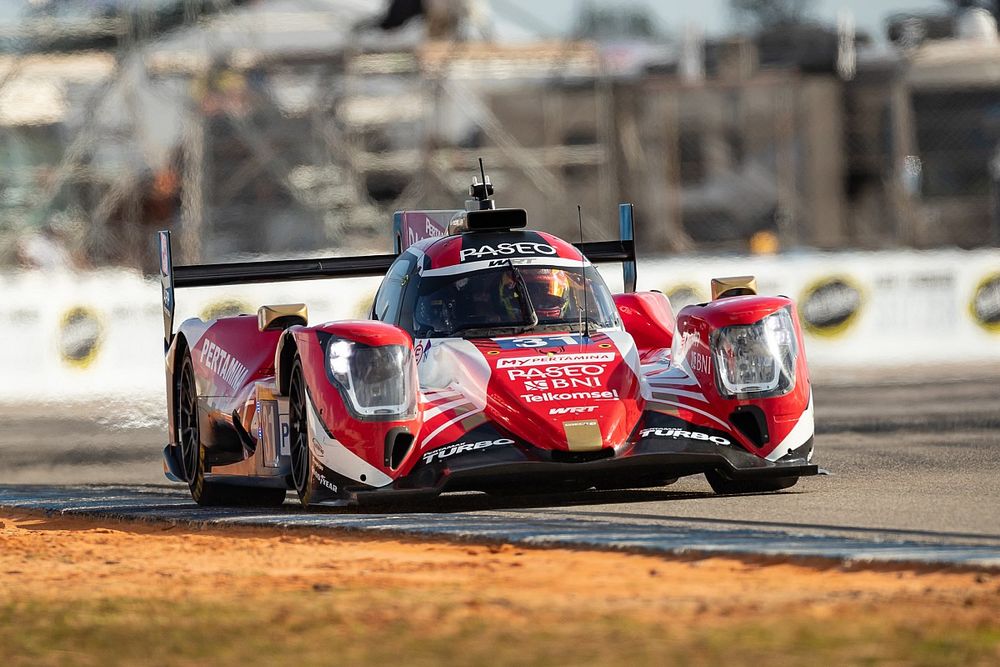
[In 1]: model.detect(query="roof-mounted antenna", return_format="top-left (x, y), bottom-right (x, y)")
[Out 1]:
top-left (467, 157), bottom-right (496, 211)
top-left (577, 204), bottom-right (591, 339)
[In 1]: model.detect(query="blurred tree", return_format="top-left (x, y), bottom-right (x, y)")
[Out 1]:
top-left (730, 0), bottom-right (817, 29)
top-left (573, 2), bottom-right (661, 41)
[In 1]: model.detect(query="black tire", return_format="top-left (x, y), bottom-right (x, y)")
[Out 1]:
top-left (176, 348), bottom-right (286, 507)
top-left (705, 470), bottom-right (798, 495)
top-left (288, 355), bottom-right (319, 507)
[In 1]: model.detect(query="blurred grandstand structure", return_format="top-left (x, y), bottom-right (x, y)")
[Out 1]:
top-left (1, 0), bottom-right (999, 272)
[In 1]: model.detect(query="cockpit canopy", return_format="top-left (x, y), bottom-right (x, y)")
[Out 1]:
top-left (373, 248), bottom-right (620, 338)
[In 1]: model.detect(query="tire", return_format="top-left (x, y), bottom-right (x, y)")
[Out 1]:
top-left (176, 348), bottom-right (286, 507)
top-left (288, 355), bottom-right (319, 507)
top-left (705, 470), bottom-right (798, 495)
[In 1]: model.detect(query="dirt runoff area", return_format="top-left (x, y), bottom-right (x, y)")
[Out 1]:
top-left (1, 510), bottom-right (998, 666)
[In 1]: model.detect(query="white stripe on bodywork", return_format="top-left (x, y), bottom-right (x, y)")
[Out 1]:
top-left (420, 256), bottom-right (593, 277)
top-left (646, 398), bottom-right (732, 431)
top-left (306, 395), bottom-right (393, 488)
top-left (419, 408), bottom-right (483, 449)
top-left (647, 387), bottom-right (708, 402)
top-left (422, 397), bottom-right (473, 421)
top-left (764, 392), bottom-right (815, 462)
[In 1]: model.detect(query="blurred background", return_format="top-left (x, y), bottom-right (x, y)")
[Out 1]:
top-left (1, 0), bottom-right (999, 411)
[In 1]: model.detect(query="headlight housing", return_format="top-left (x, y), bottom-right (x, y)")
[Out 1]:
top-left (326, 337), bottom-right (416, 420)
top-left (711, 307), bottom-right (799, 398)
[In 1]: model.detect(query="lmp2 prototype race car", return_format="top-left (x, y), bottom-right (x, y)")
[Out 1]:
top-left (157, 170), bottom-right (817, 507)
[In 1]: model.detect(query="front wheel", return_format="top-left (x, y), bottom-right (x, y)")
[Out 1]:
top-left (288, 355), bottom-right (319, 507)
top-left (705, 470), bottom-right (798, 495)
top-left (176, 348), bottom-right (286, 507)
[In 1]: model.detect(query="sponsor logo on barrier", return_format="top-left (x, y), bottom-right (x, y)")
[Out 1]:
top-left (640, 427), bottom-right (731, 446)
top-left (549, 406), bottom-right (597, 415)
top-left (422, 438), bottom-right (514, 464)
top-left (199, 339), bottom-right (250, 390)
top-left (58, 306), bottom-right (104, 369)
top-left (799, 276), bottom-right (863, 337)
top-left (665, 284), bottom-right (706, 313)
top-left (522, 389), bottom-right (619, 403)
top-left (496, 352), bottom-right (614, 368)
top-left (200, 299), bottom-right (252, 321)
top-left (460, 242), bottom-right (556, 262)
top-left (971, 272), bottom-right (1000, 333)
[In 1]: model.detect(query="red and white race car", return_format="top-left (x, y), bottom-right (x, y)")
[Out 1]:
top-left (158, 173), bottom-right (817, 507)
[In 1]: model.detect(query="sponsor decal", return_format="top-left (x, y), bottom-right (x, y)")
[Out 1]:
top-left (414, 339), bottom-right (431, 364)
top-left (496, 352), bottom-right (614, 368)
top-left (422, 438), bottom-right (514, 464)
top-left (199, 339), bottom-right (251, 390)
top-left (640, 427), bottom-right (730, 446)
top-left (313, 470), bottom-right (339, 493)
top-left (523, 377), bottom-right (601, 391)
top-left (58, 306), bottom-right (104, 369)
top-left (522, 389), bottom-right (619, 403)
top-left (688, 349), bottom-right (711, 374)
top-left (799, 276), bottom-right (863, 337)
top-left (159, 231), bottom-right (170, 276)
top-left (200, 298), bottom-right (252, 321)
top-left (970, 272), bottom-right (1000, 333)
top-left (549, 406), bottom-right (598, 415)
top-left (507, 364), bottom-right (605, 380)
top-left (494, 334), bottom-right (585, 349)
top-left (459, 242), bottom-right (556, 262)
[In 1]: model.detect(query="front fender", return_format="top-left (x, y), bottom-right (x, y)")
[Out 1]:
top-left (290, 321), bottom-right (422, 481)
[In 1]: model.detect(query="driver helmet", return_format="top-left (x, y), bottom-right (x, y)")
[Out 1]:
top-left (523, 269), bottom-right (571, 319)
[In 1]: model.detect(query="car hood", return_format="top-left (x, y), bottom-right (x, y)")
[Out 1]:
top-left (416, 331), bottom-right (643, 452)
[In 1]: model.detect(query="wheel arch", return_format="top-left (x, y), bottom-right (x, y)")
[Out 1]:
top-left (275, 329), bottom-right (301, 396)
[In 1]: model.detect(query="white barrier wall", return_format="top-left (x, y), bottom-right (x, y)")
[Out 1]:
top-left (1, 249), bottom-right (998, 402)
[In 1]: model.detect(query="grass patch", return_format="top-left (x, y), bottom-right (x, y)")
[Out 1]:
top-left (2, 594), bottom-right (998, 667)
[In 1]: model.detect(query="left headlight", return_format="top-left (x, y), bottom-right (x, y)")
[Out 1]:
top-left (711, 307), bottom-right (799, 398)
top-left (326, 338), bottom-right (416, 420)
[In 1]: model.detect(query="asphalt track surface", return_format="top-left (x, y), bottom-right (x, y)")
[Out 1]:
top-left (2, 368), bottom-right (999, 568)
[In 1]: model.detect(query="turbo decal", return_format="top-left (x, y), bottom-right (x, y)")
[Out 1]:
top-left (199, 339), bottom-right (250, 390)
top-left (459, 242), bottom-right (556, 262)
top-left (496, 352), bottom-right (614, 368)
top-left (640, 427), bottom-right (731, 446)
top-left (421, 438), bottom-right (514, 464)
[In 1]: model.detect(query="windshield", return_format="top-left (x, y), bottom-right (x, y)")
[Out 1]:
top-left (412, 265), bottom-right (620, 338)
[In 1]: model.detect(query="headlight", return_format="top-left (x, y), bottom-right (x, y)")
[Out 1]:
top-left (711, 307), bottom-right (798, 398)
top-left (326, 338), bottom-right (416, 420)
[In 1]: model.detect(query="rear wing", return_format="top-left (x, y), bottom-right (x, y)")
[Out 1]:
top-left (156, 230), bottom-right (395, 350)
top-left (157, 204), bottom-right (636, 350)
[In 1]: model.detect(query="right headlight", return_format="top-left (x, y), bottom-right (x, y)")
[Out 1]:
top-left (326, 337), bottom-right (417, 420)
top-left (711, 307), bottom-right (799, 398)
